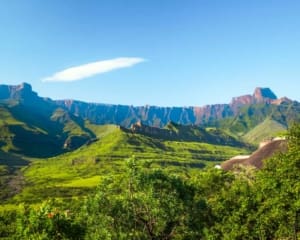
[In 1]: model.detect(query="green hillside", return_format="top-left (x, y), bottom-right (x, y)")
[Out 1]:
top-left (243, 118), bottom-right (287, 144)
top-left (214, 102), bottom-right (300, 144)
top-left (0, 101), bottom-right (251, 204)
top-left (13, 124), bottom-right (248, 203)
top-left (0, 102), bottom-right (94, 158)
top-left (2, 124), bottom-right (299, 240)
top-left (0, 83), bottom-right (299, 238)
top-left (164, 122), bottom-right (245, 146)
top-left (0, 150), bottom-right (29, 201)
top-left (222, 104), bottom-right (276, 136)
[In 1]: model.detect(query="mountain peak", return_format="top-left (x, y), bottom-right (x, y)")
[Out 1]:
top-left (19, 82), bottom-right (32, 91)
top-left (0, 82), bottom-right (39, 104)
top-left (253, 87), bottom-right (277, 101)
top-left (231, 87), bottom-right (278, 107)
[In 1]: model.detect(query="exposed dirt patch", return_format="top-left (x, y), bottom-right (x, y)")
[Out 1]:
top-left (222, 139), bottom-right (287, 170)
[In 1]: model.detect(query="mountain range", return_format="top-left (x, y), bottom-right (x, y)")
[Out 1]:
top-left (0, 82), bottom-right (299, 158)
top-left (56, 86), bottom-right (298, 128)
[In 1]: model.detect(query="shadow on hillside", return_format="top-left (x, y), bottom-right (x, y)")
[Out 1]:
top-left (0, 152), bottom-right (29, 167)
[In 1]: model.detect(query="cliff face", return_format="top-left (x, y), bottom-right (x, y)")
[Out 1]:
top-left (253, 87), bottom-right (277, 102)
top-left (0, 82), bottom-right (53, 109)
top-left (0, 83), bottom-right (298, 129)
top-left (230, 87), bottom-right (278, 111)
top-left (55, 101), bottom-right (200, 127)
top-left (56, 87), bottom-right (287, 127)
top-left (0, 83), bottom-right (38, 102)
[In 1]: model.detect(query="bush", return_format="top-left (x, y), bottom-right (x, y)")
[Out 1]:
top-left (15, 200), bottom-right (84, 240)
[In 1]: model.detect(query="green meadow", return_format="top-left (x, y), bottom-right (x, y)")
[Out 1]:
top-left (10, 124), bottom-right (248, 203)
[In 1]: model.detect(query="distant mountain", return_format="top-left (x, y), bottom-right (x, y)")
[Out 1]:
top-left (1, 83), bottom-right (300, 149)
top-left (0, 82), bottom-right (38, 103)
top-left (242, 119), bottom-right (286, 144)
top-left (56, 86), bottom-right (300, 143)
top-left (0, 83), bottom-right (95, 157)
top-left (56, 87), bottom-right (299, 129)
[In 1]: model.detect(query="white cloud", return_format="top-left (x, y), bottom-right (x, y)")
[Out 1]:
top-left (42, 57), bottom-right (146, 82)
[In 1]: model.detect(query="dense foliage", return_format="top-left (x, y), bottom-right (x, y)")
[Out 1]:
top-left (1, 124), bottom-right (299, 239)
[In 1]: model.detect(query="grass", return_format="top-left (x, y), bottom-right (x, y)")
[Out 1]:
top-left (0, 103), bottom-right (100, 158)
top-left (11, 125), bottom-right (249, 203)
top-left (243, 118), bottom-right (287, 144)
top-left (0, 151), bottom-right (29, 202)
top-left (0, 109), bottom-right (250, 204)
top-left (58, 175), bottom-right (102, 187)
top-left (0, 204), bottom-right (19, 211)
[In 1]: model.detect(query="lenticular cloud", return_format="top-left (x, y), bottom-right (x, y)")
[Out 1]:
top-left (43, 57), bottom-right (145, 82)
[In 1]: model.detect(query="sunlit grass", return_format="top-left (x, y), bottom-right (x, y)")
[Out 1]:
top-left (58, 175), bottom-right (101, 187)
top-left (13, 125), bottom-right (249, 203)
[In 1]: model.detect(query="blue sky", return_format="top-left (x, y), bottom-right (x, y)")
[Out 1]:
top-left (0, 0), bottom-right (299, 106)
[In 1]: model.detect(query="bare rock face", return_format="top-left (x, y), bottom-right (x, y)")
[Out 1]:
top-left (0, 82), bottom-right (39, 104)
top-left (231, 87), bottom-right (277, 107)
top-left (230, 95), bottom-right (254, 112)
top-left (272, 97), bottom-right (292, 105)
top-left (253, 87), bottom-right (277, 103)
top-left (57, 86), bottom-right (299, 128)
top-left (231, 95), bottom-right (253, 105)
top-left (1, 83), bottom-right (298, 129)
top-left (193, 104), bottom-right (233, 124)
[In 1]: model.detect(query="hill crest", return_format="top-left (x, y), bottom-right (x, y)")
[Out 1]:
top-left (126, 121), bottom-right (245, 147)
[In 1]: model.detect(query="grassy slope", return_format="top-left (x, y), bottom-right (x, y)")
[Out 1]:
top-left (14, 124), bottom-right (249, 203)
top-left (163, 122), bottom-right (245, 147)
top-left (0, 103), bottom-right (62, 156)
top-left (243, 118), bottom-right (287, 144)
top-left (0, 103), bottom-right (95, 157)
top-left (0, 150), bottom-right (29, 201)
top-left (213, 103), bottom-right (295, 146)
top-left (0, 105), bottom-right (25, 152)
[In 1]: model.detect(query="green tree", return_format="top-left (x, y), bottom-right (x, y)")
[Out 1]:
top-left (254, 124), bottom-right (300, 239)
top-left (15, 200), bottom-right (84, 240)
top-left (204, 123), bottom-right (300, 239)
top-left (82, 157), bottom-right (208, 239)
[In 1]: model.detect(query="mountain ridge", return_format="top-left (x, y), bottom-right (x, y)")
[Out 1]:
top-left (55, 86), bottom-right (299, 131)
top-left (0, 83), bottom-right (292, 107)
top-left (125, 121), bottom-right (246, 147)
top-left (0, 83), bottom-right (299, 143)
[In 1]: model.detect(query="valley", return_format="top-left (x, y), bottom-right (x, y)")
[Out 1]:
top-left (0, 83), bottom-right (299, 239)
top-left (12, 123), bottom-right (248, 203)
top-left (1, 83), bottom-right (298, 203)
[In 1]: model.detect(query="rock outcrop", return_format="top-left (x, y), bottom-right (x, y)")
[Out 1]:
top-left (221, 138), bottom-right (287, 170)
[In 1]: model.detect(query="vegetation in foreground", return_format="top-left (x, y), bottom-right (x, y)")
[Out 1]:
top-left (0, 124), bottom-right (299, 239)
top-left (8, 124), bottom-right (247, 204)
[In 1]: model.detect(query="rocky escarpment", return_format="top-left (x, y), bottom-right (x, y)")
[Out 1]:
top-left (230, 87), bottom-right (279, 111)
top-left (0, 83), bottom-right (39, 103)
top-left (0, 83), bottom-right (56, 111)
top-left (57, 87), bottom-right (296, 128)
top-left (0, 83), bottom-right (298, 131)
top-left (125, 121), bottom-right (245, 147)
